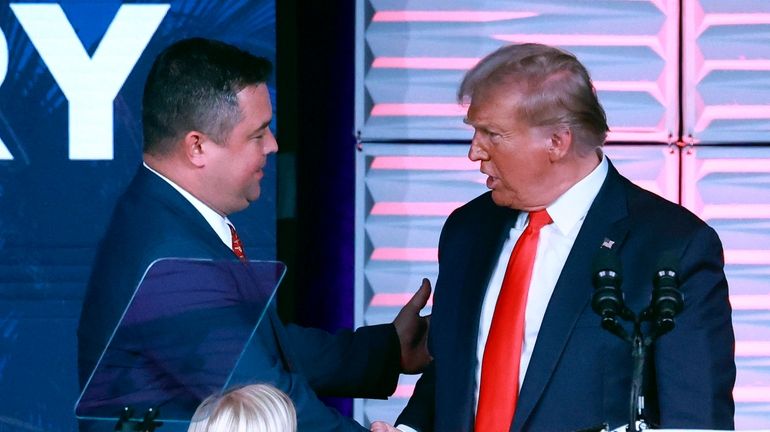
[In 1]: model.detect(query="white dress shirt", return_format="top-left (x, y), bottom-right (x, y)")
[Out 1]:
top-left (473, 156), bottom-right (608, 412)
top-left (143, 163), bottom-right (235, 251)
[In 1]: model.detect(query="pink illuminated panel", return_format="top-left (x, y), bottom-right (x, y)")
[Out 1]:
top-left (370, 247), bottom-right (437, 262)
top-left (358, 0), bottom-right (680, 142)
top-left (370, 202), bottom-right (466, 216)
top-left (681, 149), bottom-right (770, 219)
top-left (736, 341), bottom-right (770, 357)
top-left (681, 146), bottom-right (770, 429)
top-left (369, 103), bottom-right (466, 117)
top-left (731, 294), bottom-right (770, 311)
top-left (370, 292), bottom-right (434, 308)
top-left (371, 11), bottom-right (538, 23)
top-left (370, 155), bottom-right (478, 171)
top-left (734, 387), bottom-right (770, 404)
top-left (604, 146), bottom-right (680, 203)
top-left (393, 384), bottom-right (415, 398)
top-left (371, 57), bottom-right (479, 70)
top-left (683, 1), bottom-right (770, 143)
top-left (491, 34), bottom-right (665, 55)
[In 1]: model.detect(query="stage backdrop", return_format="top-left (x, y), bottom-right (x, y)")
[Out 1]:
top-left (355, 0), bottom-right (770, 429)
top-left (0, 1), bottom-right (275, 430)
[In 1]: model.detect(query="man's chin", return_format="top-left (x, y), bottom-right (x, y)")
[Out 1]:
top-left (230, 194), bottom-right (259, 214)
top-left (490, 191), bottom-right (518, 210)
top-left (490, 191), bottom-right (507, 207)
top-left (246, 187), bottom-right (261, 203)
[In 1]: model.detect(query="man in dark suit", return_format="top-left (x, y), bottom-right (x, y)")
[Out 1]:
top-left (77, 38), bottom-right (431, 432)
top-left (373, 43), bottom-right (735, 432)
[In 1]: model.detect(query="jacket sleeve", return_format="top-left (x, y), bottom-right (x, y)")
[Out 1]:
top-left (395, 362), bottom-right (435, 432)
top-left (230, 319), bottom-right (379, 432)
top-left (653, 224), bottom-right (735, 429)
top-left (285, 322), bottom-right (402, 398)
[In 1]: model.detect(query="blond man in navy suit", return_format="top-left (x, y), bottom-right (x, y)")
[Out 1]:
top-left (375, 43), bottom-right (734, 432)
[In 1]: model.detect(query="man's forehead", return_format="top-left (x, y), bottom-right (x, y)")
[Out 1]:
top-left (464, 100), bottom-right (490, 126)
top-left (237, 82), bottom-right (270, 100)
top-left (465, 93), bottom-right (509, 122)
top-left (237, 84), bottom-right (273, 115)
top-left (474, 79), bottom-right (525, 102)
top-left (471, 82), bottom-right (527, 107)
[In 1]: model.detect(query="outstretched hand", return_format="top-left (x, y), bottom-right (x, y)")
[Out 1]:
top-left (370, 421), bottom-right (402, 432)
top-left (393, 278), bottom-right (433, 374)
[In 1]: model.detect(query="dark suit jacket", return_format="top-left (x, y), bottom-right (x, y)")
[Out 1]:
top-left (78, 166), bottom-right (401, 432)
top-left (397, 160), bottom-right (735, 431)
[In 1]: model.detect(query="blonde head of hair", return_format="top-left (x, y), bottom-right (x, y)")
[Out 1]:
top-left (459, 43), bottom-right (609, 154)
top-left (188, 384), bottom-right (296, 432)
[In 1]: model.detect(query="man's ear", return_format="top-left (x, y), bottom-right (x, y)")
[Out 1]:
top-left (183, 131), bottom-right (207, 167)
top-left (547, 127), bottom-right (573, 162)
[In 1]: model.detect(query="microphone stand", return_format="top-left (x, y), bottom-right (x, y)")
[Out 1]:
top-left (628, 315), bottom-right (651, 432)
top-left (591, 251), bottom-right (682, 432)
top-left (603, 308), bottom-right (675, 432)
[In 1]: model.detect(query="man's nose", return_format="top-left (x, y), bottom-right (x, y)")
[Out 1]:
top-left (468, 133), bottom-right (486, 161)
top-left (265, 129), bottom-right (278, 154)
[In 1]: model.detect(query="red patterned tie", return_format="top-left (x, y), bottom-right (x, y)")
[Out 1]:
top-left (228, 223), bottom-right (247, 261)
top-left (475, 210), bottom-right (553, 432)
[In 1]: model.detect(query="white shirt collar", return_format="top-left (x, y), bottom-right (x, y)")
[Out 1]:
top-left (545, 155), bottom-right (608, 236)
top-left (143, 162), bottom-right (234, 249)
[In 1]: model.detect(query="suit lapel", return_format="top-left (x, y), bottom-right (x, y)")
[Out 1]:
top-left (512, 161), bottom-right (630, 430)
top-left (442, 195), bottom-right (517, 430)
top-left (135, 167), bottom-right (235, 259)
top-left (136, 167), bottom-right (295, 369)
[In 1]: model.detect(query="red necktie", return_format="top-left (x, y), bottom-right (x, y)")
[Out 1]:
top-left (475, 210), bottom-right (553, 432)
top-left (228, 223), bottom-right (247, 261)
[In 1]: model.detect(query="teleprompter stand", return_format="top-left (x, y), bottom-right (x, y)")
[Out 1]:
top-left (114, 407), bottom-right (162, 432)
top-left (75, 259), bottom-right (286, 431)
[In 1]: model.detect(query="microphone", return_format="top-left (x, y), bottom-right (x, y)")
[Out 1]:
top-left (651, 252), bottom-right (684, 333)
top-left (591, 249), bottom-right (631, 331)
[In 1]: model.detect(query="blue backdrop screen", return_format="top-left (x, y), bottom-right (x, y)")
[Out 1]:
top-left (0, 1), bottom-right (276, 430)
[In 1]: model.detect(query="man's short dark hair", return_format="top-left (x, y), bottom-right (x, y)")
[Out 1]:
top-left (142, 38), bottom-right (272, 155)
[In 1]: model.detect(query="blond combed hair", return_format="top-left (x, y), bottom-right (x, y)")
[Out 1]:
top-left (188, 384), bottom-right (297, 432)
top-left (459, 43), bottom-right (609, 153)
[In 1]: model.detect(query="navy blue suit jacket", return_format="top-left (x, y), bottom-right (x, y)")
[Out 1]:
top-left (78, 166), bottom-right (401, 431)
top-left (397, 160), bottom-right (735, 431)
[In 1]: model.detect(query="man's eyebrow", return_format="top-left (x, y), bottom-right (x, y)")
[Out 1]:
top-left (254, 118), bottom-right (272, 132)
top-left (464, 117), bottom-right (488, 129)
